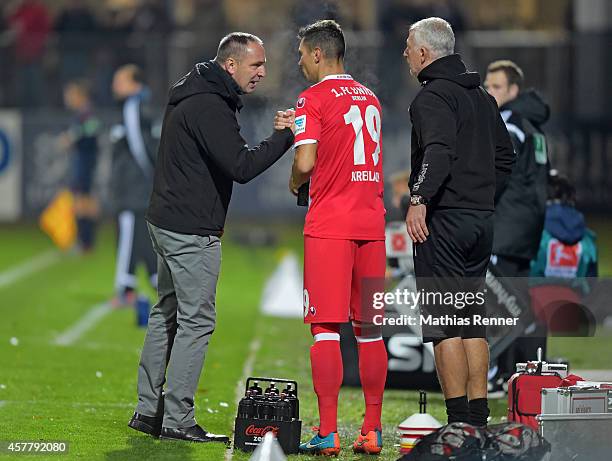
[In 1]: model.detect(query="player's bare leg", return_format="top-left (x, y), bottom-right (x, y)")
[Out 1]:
top-left (433, 337), bottom-right (470, 423)
top-left (463, 338), bottom-right (490, 426)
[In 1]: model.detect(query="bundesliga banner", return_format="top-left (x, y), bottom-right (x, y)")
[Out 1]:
top-left (0, 111), bottom-right (22, 221)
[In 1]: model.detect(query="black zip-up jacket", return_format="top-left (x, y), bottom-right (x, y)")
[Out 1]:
top-left (146, 60), bottom-right (294, 236)
top-left (493, 90), bottom-right (550, 260)
top-left (409, 54), bottom-right (515, 211)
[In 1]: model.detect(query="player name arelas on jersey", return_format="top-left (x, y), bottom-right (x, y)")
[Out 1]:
top-left (352, 170), bottom-right (381, 182)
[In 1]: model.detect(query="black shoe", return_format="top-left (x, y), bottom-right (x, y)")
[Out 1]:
top-left (160, 424), bottom-right (230, 444)
top-left (128, 412), bottom-right (162, 437)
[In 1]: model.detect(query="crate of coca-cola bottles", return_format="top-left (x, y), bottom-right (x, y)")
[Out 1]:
top-left (233, 377), bottom-right (302, 454)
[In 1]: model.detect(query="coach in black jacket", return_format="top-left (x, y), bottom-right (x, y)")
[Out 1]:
top-left (485, 61), bottom-right (550, 387)
top-left (129, 33), bottom-right (295, 443)
top-left (147, 60), bottom-right (294, 236)
top-left (485, 61), bottom-right (550, 271)
top-left (403, 18), bottom-right (514, 428)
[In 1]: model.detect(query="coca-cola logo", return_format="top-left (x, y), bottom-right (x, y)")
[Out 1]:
top-left (245, 425), bottom-right (279, 437)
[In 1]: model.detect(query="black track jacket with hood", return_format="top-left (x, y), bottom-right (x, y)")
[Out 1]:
top-left (409, 54), bottom-right (515, 211)
top-left (493, 90), bottom-right (550, 260)
top-left (147, 60), bottom-right (294, 236)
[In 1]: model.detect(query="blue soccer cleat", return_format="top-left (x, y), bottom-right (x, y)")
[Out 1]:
top-left (299, 428), bottom-right (341, 456)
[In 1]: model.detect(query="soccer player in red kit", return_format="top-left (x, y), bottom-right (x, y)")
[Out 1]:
top-left (289, 20), bottom-right (387, 456)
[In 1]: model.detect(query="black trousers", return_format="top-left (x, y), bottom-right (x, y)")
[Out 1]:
top-left (413, 207), bottom-right (494, 343)
top-left (115, 209), bottom-right (157, 293)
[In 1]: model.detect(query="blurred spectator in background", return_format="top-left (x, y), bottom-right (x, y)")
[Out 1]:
top-left (131, 0), bottom-right (173, 106)
top-left (387, 169), bottom-right (411, 221)
top-left (104, 0), bottom-right (138, 72)
top-left (292, 0), bottom-right (340, 28)
top-left (57, 79), bottom-right (101, 253)
top-left (5, 0), bottom-right (51, 107)
top-left (169, 0), bottom-right (227, 84)
top-left (533, 173), bottom-right (598, 279)
top-left (484, 60), bottom-right (550, 394)
top-left (55, 0), bottom-right (98, 84)
top-left (55, 0), bottom-right (98, 32)
top-left (428, 0), bottom-right (466, 35)
top-left (104, 0), bottom-right (138, 34)
top-left (529, 173), bottom-right (598, 335)
top-left (133, 0), bottom-right (172, 34)
top-left (109, 64), bottom-right (158, 307)
top-left (386, 169), bottom-right (413, 281)
top-left (379, 0), bottom-right (429, 108)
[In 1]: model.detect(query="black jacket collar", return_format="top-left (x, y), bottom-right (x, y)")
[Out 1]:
top-left (168, 60), bottom-right (244, 111)
top-left (417, 54), bottom-right (480, 89)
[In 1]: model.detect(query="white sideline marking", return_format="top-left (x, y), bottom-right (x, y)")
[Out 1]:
top-left (225, 336), bottom-right (262, 461)
top-left (0, 250), bottom-right (60, 290)
top-left (54, 302), bottom-right (112, 346)
top-left (0, 400), bottom-right (132, 409)
top-left (19, 336), bottom-right (139, 354)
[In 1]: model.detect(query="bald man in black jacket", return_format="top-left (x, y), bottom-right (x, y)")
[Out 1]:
top-left (129, 33), bottom-right (295, 443)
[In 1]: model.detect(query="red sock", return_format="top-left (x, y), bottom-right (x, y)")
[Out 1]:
top-left (310, 323), bottom-right (343, 437)
top-left (357, 338), bottom-right (387, 434)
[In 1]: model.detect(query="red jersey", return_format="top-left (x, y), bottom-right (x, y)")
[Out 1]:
top-left (294, 74), bottom-right (385, 240)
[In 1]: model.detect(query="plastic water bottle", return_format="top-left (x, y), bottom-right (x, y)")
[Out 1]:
top-left (238, 390), bottom-right (255, 418)
top-left (248, 381), bottom-right (263, 397)
top-left (274, 393), bottom-right (292, 422)
top-left (265, 382), bottom-right (280, 397)
top-left (283, 383), bottom-right (299, 419)
top-left (261, 392), bottom-right (274, 420)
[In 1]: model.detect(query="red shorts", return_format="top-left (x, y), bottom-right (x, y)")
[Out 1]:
top-left (303, 237), bottom-right (386, 324)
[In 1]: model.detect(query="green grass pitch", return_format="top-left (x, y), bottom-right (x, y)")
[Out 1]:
top-left (0, 218), bottom-right (610, 460)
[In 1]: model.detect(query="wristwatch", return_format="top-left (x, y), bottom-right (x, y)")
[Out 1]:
top-left (410, 195), bottom-right (428, 206)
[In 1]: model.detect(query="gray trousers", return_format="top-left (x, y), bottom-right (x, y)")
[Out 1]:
top-left (136, 222), bottom-right (221, 428)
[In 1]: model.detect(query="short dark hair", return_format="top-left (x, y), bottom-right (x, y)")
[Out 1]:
top-left (487, 60), bottom-right (524, 90)
top-left (548, 172), bottom-right (576, 205)
top-left (215, 32), bottom-right (263, 63)
top-left (298, 19), bottom-right (345, 61)
top-left (117, 64), bottom-right (145, 85)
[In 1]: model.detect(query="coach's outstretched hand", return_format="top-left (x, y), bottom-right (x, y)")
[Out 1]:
top-left (274, 108), bottom-right (296, 132)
